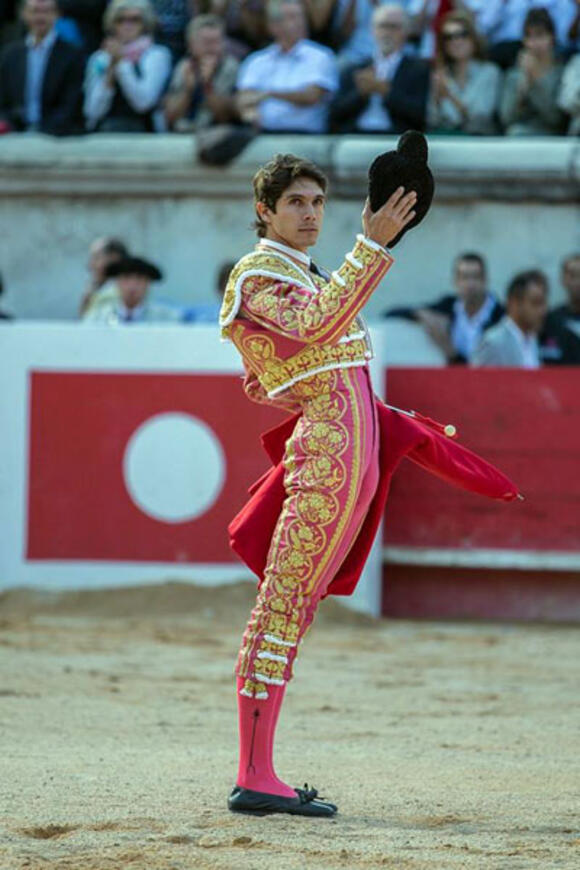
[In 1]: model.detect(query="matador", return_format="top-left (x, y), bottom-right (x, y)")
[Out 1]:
top-left (220, 136), bottom-right (519, 818)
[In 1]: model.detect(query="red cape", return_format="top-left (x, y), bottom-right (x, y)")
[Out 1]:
top-left (229, 402), bottom-right (519, 598)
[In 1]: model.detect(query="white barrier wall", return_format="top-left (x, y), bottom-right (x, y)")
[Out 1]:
top-left (0, 323), bottom-right (412, 616)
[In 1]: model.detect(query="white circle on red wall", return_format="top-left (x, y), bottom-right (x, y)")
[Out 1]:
top-left (123, 412), bottom-right (225, 523)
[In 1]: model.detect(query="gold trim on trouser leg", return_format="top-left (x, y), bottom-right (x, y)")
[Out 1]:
top-left (236, 369), bottom-right (371, 696)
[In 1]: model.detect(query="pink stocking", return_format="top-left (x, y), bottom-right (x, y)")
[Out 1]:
top-left (235, 677), bottom-right (295, 797)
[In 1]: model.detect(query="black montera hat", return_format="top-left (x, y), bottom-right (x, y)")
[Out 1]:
top-left (106, 256), bottom-right (163, 281)
top-left (368, 130), bottom-right (435, 248)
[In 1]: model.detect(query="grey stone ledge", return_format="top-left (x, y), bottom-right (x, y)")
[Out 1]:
top-left (0, 132), bottom-right (578, 201)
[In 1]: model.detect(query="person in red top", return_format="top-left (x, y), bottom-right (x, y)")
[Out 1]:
top-left (220, 133), bottom-right (520, 818)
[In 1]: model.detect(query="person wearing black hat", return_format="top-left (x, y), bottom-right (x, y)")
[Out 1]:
top-left (219, 133), bottom-right (519, 818)
top-left (82, 255), bottom-right (182, 324)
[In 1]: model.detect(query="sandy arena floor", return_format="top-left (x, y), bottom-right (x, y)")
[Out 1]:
top-left (0, 581), bottom-right (578, 870)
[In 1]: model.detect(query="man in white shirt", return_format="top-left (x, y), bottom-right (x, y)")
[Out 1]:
top-left (472, 269), bottom-right (549, 367)
top-left (236, 0), bottom-right (338, 133)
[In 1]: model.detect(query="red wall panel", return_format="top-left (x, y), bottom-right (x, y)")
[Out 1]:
top-left (384, 368), bottom-right (580, 552)
top-left (27, 372), bottom-right (282, 562)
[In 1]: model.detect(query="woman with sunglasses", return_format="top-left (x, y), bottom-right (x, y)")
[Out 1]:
top-left (84, 0), bottom-right (172, 132)
top-left (428, 10), bottom-right (501, 135)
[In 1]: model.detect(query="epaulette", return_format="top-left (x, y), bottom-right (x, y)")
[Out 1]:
top-left (219, 247), bottom-right (314, 339)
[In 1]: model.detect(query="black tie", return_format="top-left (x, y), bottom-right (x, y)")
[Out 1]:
top-left (309, 260), bottom-right (330, 282)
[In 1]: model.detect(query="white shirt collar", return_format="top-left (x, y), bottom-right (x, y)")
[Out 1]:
top-left (117, 302), bottom-right (146, 321)
top-left (273, 38), bottom-right (306, 58)
top-left (505, 316), bottom-right (539, 368)
top-left (374, 48), bottom-right (403, 70)
top-left (505, 316), bottom-right (532, 344)
top-left (258, 237), bottom-right (311, 267)
top-left (453, 293), bottom-right (495, 326)
top-left (26, 27), bottom-right (57, 50)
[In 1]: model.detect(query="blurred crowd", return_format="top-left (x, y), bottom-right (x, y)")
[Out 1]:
top-left (1, 237), bottom-right (578, 369)
top-left (384, 250), bottom-right (580, 366)
top-left (1, 0), bottom-right (579, 137)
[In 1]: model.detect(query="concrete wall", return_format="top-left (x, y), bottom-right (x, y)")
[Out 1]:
top-left (0, 134), bottom-right (578, 320)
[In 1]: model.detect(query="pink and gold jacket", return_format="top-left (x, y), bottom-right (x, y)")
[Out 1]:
top-left (219, 235), bottom-right (394, 401)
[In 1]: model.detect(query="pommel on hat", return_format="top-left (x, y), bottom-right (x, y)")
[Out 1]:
top-left (368, 130), bottom-right (435, 248)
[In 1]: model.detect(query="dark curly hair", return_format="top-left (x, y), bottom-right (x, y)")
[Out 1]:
top-left (252, 153), bottom-right (329, 238)
top-left (523, 7), bottom-right (556, 37)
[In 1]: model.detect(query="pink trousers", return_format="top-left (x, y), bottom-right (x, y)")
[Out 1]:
top-left (236, 366), bottom-right (380, 699)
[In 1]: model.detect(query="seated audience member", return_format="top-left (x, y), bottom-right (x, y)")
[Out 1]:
top-left (79, 236), bottom-right (129, 316)
top-left (540, 253), bottom-right (580, 364)
top-left (84, 0), bottom-right (172, 132)
top-left (558, 51), bottom-right (580, 133)
top-left (329, 3), bottom-right (430, 133)
top-left (183, 259), bottom-right (236, 322)
top-left (385, 253), bottom-right (504, 364)
top-left (302, 0), bottom-right (374, 68)
top-left (0, 271), bottom-right (13, 319)
top-left (164, 14), bottom-right (239, 132)
top-left (500, 8), bottom-right (566, 135)
top-left (82, 256), bottom-right (183, 323)
top-left (428, 10), bottom-right (502, 135)
top-left (236, 0), bottom-right (338, 134)
top-left (472, 269), bottom-right (548, 367)
top-left (0, 0), bottom-right (85, 135)
top-left (472, 0), bottom-right (562, 69)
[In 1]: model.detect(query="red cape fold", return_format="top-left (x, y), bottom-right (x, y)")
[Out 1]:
top-left (229, 401), bottom-right (519, 598)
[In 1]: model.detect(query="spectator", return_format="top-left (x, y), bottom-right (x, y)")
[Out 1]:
top-left (82, 256), bottom-right (183, 323)
top-left (79, 236), bottom-right (129, 316)
top-left (428, 10), bottom-right (502, 135)
top-left (385, 252), bottom-right (504, 364)
top-left (84, 0), bottom-right (172, 132)
top-left (183, 259), bottom-right (236, 322)
top-left (164, 14), bottom-right (239, 132)
top-left (558, 50), bottom-right (580, 133)
top-left (500, 8), bottom-right (566, 134)
top-left (472, 269), bottom-right (548, 367)
top-left (0, 271), bottom-right (13, 319)
top-left (56, 0), bottom-right (108, 55)
top-left (474, 0), bottom-right (563, 69)
top-left (329, 3), bottom-right (430, 133)
top-left (302, 0), bottom-right (374, 68)
top-left (236, 0), bottom-right (338, 134)
top-left (540, 253), bottom-right (580, 364)
top-left (0, 0), bottom-right (84, 135)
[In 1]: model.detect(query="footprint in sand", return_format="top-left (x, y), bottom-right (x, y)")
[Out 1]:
top-left (19, 824), bottom-right (77, 839)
